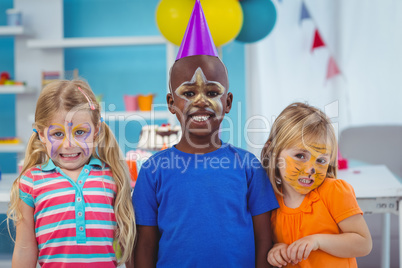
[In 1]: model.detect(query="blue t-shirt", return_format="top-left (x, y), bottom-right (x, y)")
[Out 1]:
top-left (133, 143), bottom-right (279, 268)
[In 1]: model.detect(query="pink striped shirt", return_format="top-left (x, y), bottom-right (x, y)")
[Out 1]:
top-left (19, 157), bottom-right (118, 267)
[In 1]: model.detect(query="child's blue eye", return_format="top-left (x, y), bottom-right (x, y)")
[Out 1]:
top-left (53, 132), bottom-right (64, 138)
top-left (295, 154), bottom-right (305, 159)
top-left (317, 158), bottom-right (328, 164)
top-left (75, 130), bottom-right (85, 136)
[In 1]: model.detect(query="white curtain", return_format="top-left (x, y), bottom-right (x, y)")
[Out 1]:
top-left (246, 0), bottom-right (402, 156)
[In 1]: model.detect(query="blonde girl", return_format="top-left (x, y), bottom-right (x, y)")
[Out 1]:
top-left (261, 102), bottom-right (372, 267)
top-left (8, 80), bottom-right (135, 267)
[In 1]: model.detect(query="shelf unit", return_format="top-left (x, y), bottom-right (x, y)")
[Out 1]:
top-left (1, 0), bottom-right (178, 175)
top-left (0, 25), bottom-right (31, 167)
top-left (26, 35), bottom-right (177, 89)
top-left (26, 35), bottom-right (178, 127)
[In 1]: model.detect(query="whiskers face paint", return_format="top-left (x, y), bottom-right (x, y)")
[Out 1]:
top-left (279, 143), bottom-right (331, 195)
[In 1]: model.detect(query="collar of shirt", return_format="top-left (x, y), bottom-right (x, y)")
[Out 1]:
top-left (41, 157), bottom-right (103, 171)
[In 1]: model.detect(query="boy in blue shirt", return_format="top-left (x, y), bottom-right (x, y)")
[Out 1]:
top-left (132, 1), bottom-right (278, 267)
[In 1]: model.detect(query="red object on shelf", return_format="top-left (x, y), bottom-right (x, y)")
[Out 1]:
top-left (0, 72), bottom-right (10, 80)
top-left (338, 148), bottom-right (348, 170)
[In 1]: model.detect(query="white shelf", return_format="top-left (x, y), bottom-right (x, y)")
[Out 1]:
top-left (27, 36), bottom-right (167, 49)
top-left (0, 26), bottom-right (25, 36)
top-left (0, 144), bottom-right (25, 153)
top-left (105, 110), bottom-right (173, 121)
top-left (0, 85), bottom-right (33, 94)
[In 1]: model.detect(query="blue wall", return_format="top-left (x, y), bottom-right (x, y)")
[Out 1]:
top-left (0, 0), bottom-right (246, 174)
top-left (63, 0), bottom-right (246, 151)
top-left (0, 0), bottom-right (17, 174)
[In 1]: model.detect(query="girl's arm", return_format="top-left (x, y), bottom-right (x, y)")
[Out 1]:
top-left (267, 243), bottom-right (290, 267)
top-left (134, 225), bottom-right (159, 268)
top-left (252, 211), bottom-right (273, 268)
top-left (12, 201), bottom-right (38, 268)
top-left (287, 214), bottom-right (372, 264)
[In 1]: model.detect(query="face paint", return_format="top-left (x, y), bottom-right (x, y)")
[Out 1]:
top-left (47, 123), bottom-right (65, 158)
top-left (71, 123), bottom-right (92, 156)
top-left (279, 143), bottom-right (331, 195)
top-left (174, 67), bottom-right (225, 116)
top-left (67, 121), bottom-right (73, 147)
top-left (46, 122), bottom-right (92, 157)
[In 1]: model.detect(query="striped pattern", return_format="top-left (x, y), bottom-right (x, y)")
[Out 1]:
top-left (19, 158), bottom-right (118, 267)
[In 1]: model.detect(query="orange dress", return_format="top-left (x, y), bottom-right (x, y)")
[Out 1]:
top-left (271, 178), bottom-right (363, 268)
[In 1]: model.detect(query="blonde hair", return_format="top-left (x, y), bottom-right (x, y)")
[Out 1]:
top-left (7, 79), bottom-right (135, 264)
top-left (261, 102), bottom-right (338, 195)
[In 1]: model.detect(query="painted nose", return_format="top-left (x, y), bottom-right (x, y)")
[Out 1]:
top-left (308, 167), bottom-right (316, 177)
top-left (193, 94), bottom-right (209, 107)
top-left (63, 136), bottom-right (76, 148)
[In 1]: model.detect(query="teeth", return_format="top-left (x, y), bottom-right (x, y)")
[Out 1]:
top-left (299, 179), bottom-right (312, 184)
top-left (192, 115), bottom-right (210, 122)
top-left (62, 153), bottom-right (79, 157)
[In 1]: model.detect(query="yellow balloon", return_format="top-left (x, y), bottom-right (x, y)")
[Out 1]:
top-left (156, 0), bottom-right (243, 47)
top-left (156, 0), bottom-right (193, 47)
top-left (202, 0), bottom-right (243, 47)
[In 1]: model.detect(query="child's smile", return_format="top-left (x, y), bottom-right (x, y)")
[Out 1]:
top-left (279, 143), bottom-right (331, 196)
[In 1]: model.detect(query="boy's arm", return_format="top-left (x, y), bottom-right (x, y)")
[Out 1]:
top-left (12, 201), bottom-right (38, 268)
top-left (134, 225), bottom-right (159, 268)
top-left (252, 211), bottom-right (273, 268)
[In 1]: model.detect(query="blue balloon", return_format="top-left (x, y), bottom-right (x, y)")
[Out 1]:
top-left (236, 0), bottom-right (277, 43)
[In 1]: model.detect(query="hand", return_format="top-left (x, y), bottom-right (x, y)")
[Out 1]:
top-left (287, 235), bottom-right (320, 265)
top-left (267, 243), bottom-right (290, 267)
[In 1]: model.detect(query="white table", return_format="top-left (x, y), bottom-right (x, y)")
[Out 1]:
top-left (339, 165), bottom-right (402, 268)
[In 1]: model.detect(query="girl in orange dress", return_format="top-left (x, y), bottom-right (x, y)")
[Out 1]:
top-left (261, 102), bottom-right (372, 267)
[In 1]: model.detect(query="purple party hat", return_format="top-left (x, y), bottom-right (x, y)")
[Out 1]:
top-left (176, 0), bottom-right (219, 61)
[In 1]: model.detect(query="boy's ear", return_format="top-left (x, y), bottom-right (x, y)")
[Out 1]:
top-left (225, 92), bottom-right (233, 114)
top-left (167, 93), bottom-right (176, 114)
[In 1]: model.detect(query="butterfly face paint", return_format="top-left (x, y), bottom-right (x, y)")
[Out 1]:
top-left (278, 143), bottom-right (331, 195)
top-left (47, 122), bottom-right (92, 158)
top-left (40, 110), bottom-right (96, 172)
top-left (175, 67), bottom-right (226, 117)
